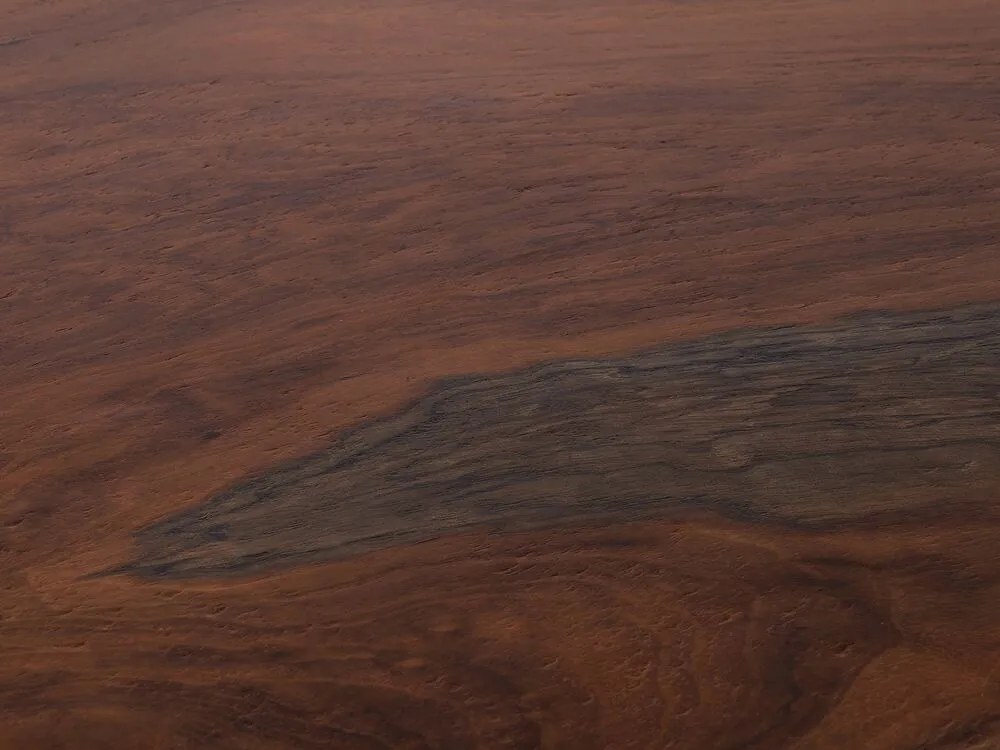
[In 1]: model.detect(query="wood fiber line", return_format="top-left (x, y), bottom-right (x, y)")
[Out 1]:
top-left (122, 304), bottom-right (1000, 577)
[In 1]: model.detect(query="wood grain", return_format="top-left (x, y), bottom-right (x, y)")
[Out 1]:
top-left (2, 0), bottom-right (999, 747)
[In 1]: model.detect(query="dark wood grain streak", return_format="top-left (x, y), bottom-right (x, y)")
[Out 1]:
top-left (122, 304), bottom-right (1000, 577)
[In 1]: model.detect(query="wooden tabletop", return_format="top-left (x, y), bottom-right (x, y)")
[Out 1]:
top-left (2, 0), bottom-right (999, 747)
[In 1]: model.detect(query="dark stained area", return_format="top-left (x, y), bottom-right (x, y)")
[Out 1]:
top-left (126, 304), bottom-right (1000, 577)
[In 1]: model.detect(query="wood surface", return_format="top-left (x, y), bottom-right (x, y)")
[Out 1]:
top-left (2, 0), bottom-right (999, 747)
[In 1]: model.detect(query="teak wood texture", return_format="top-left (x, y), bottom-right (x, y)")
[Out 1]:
top-left (2, 0), bottom-right (999, 748)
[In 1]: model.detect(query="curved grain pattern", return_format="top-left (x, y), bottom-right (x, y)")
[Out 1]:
top-left (4, 520), bottom-right (999, 749)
